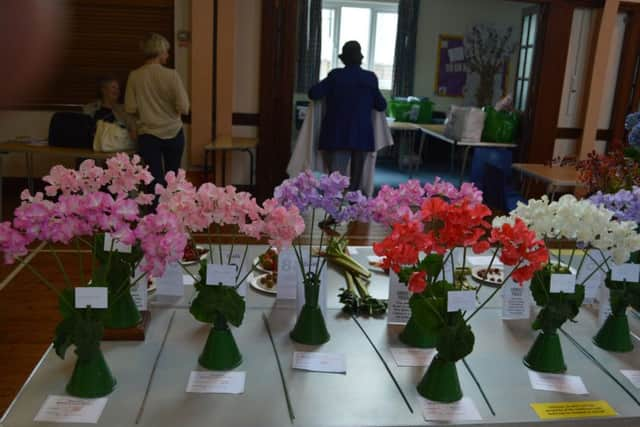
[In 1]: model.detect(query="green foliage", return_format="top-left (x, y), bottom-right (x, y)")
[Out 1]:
top-left (190, 262), bottom-right (245, 327)
top-left (436, 316), bottom-right (475, 361)
top-left (398, 254), bottom-right (444, 285)
top-left (53, 289), bottom-right (106, 361)
top-left (530, 265), bottom-right (584, 332)
top-left (606, 273), bottom-right (640, 315)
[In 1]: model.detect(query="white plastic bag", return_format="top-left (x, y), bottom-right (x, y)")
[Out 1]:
top-left (93, 120), bottom-right (135, 152)
top-left (444, 106), bottom-right (486, 142)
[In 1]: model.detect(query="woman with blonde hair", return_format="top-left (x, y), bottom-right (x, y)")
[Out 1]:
top-left (125, 32), bottom-right (190, 186)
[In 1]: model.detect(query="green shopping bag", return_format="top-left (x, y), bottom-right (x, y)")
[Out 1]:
top-left (389, 97), bottom-right (433, 124)
top-left (482, 107), bottom-right (520, 143)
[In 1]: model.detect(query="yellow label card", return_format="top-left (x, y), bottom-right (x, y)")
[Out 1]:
top-left (531, 401), bottom-right (617, 420)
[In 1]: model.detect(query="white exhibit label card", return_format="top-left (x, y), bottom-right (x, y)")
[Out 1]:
top-left (34, 395), bottom-right (108, 424)
top-left (155, 262), bottom-right (184, 296)
top-left (186, 371), bottom-right (246, 394)
top-left (182, 274), bottom-right (195, 286)
top-left (292, 351), bottom-right (346, 374)
top-left (206, 264), bottom-right (237, 286)
top-left (387, 270), bottom-right (411, 325)
top-left (276, 248), bottom-right (298, 300)
top-left (550, 274), bottom-right (576, 294)
top-left (502, 281), bottom-right (531, 320)
top-left (390, 347), bottom-right (435, 367)
top-left (421, 396), bottom-right (482, 422)
top-left (75, 287), bottom-right (108, 309)
top-left (610, 263), bottom-right (640, 282)
top-left (103, 233), bottom-right (131, 253)
top-left (528, 371), bottom-right (588, 395)
top-left (466, 256), bottom-right (503, 267)
top-left (620, 370), bottom-right (640, 388)
top-left (447, 291), bottom-right (476, 312)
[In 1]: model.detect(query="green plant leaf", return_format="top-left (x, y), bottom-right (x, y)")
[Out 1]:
top-left (408, 293), bottom-right (445, 334)
top-left (436, 316), bottom-right (474, 362)
top-left (189, 285), bottom-right (245, 327)
top-left (53, 317), bottom-right (76, 359)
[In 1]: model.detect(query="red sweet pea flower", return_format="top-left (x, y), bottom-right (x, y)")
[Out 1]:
top-left (408, 270), bottom-right (427, 293)
top-left (373, 219), bottom-right (432, 273)
top-left (490, 218), bottom-right (548, 284)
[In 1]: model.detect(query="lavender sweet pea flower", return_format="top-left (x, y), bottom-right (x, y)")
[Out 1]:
top-left (625, 112), bottom-right (640, 131)
top-left (589, 186), bottom-right (640, 223)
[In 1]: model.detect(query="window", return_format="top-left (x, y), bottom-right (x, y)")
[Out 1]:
top-left (320, 1), bottom-right (398, 90)
top-left (514, 7), bottom-right (539, 112)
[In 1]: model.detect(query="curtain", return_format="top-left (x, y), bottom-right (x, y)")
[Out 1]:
top-left (392, 0), bottom-right (420, 97)
top-left (296, 0), bottom-right (322, 93)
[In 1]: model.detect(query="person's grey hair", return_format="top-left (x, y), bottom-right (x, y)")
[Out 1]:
top-left (140, 33), bottom-right (170, 59)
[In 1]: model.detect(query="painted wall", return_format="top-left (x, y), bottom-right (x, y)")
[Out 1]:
top-left (413, 0), bottom-right (530, 112)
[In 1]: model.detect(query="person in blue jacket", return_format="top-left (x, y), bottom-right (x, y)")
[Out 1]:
top-left (308, 40), bottom-right (387, 192)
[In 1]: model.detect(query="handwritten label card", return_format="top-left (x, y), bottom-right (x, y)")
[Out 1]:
top-left (276, 248), bottom-right (298, 300)
top-left (103, 233), bottom-right (131, 253)
top-left (528, 371), bottom-right (588, 395)
top-left (34, 395), bottom-right (108, 423)
top-left (502, 281), bottom-right (531, 320)
top-left (447, 291), bottom-right (476, 312)
top-left (206, 264), bottom-right (237, 286)
top-left (292, 351), bottom-right (346, 374)
top-left (155, 262), bottom-right (184, 296)
top-left (75, 287), bottom-right (108, 309)
top-left (421, 396), bottom-right (482, 422)
top-left (611, 263), bottom-right (640, 282)
top-left (550, 274), bottom-right (576, 294)
top-left (387, 271), bottom-right (411, 325)
top-left (390, 347), bottom-right (435, 367)
top-left (620, 370), bottom-right (640, 388)
top-left (186, 371), bottom-right (246, 394)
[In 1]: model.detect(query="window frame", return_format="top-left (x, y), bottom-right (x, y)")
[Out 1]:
top-left (321, 0), bottom-right (398, 89)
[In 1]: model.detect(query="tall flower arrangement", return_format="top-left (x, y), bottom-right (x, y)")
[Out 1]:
top-left (588, 188), bottom-right (640, 351)
top-left (155, 170), bottom-right (305, 369)
top-left (0, 156), bottom-right (186, 398)
top-left (496, 195), bottom-right (640, 368)
top-left (374, 191), bottom-right (547, 402)
top-left (274, 170), bottom-right (373, 344)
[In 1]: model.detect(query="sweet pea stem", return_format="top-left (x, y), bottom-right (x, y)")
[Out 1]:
top-left (577, 256), bottom-right (610, 287)
top-left (75, 238), bottom-right (85, 285)
top-left (235, 244), bottom-right (249, 283)
top-left (48, 243), bottom-right (72, 288)
top-left (15, 255), bottom-right (73, 312)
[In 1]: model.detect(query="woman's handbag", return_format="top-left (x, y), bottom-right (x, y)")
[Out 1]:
top-left (93, 120), bottom-right (136, 152)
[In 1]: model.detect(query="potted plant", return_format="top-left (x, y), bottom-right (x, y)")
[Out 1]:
top-left (374, 194), bottom-right (547, 402)
top-left (155, 171), bottom-right (305, 368)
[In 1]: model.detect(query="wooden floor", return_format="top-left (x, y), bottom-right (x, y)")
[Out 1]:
top-left (0, 178), bottom-right (388, 415)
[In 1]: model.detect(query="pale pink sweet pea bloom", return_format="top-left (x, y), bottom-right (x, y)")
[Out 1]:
top-left (0, 221), bottom-right (30, 263)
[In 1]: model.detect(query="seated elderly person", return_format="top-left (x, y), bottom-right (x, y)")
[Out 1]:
top-left (83, 74), bottom-right (136, 141)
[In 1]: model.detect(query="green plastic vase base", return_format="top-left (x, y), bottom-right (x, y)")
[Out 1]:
top-left (290, 304), bottom-right (330, 345)
top-left (523, 331), bottom-right (567, 373)
top-left (104, 291), bottom-right (142, 329)
top-left (199, 327), bottom-right (243, 371)
top-left (417, 356), bottom-right (463, 403)
top-left (399, 316), bottom-right (437, 348)
top-left (65, 351), bottom-right (117, 398)
top-left (593, 314), bottom-right (633, 352)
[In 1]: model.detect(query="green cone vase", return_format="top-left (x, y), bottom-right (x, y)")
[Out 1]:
top-left (199, 317), bottom-right (242, 370)
top-left (593, 314), bottom-right (633, 352)
top-left (66, 349), bottom-right (117, 398)
top-left (417, 355), bottom-right (463, 403)
top-left (399, 315), bottom-right (437, 348)
top-left (104, 290), bottom-right (142, 329)
top-left (290, 274), bottom-right (330, 345)
top-left (523, 330), bottom-right (567, 373)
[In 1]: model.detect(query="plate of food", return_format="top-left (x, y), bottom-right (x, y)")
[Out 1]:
top-left (249, 272), bottom-right (277, 295)
top-left (471, 266), bottom-right (504, 286)
top-left (180, 243), bottom-right (209, 266)
top-left (253, 248), bottom-right (278, 273)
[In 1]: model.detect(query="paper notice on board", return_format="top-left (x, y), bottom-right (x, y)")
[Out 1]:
top-left (448, 46), bottom-right (465, 63)
top-left (387, 271), bottom-right (411, 325)
top-left (34, 396), bottom-right (108, 423)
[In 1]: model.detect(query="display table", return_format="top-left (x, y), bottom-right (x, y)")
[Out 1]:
top-left (2, 246), bottom-right (640, 427)
top-left (511, 163), bottom-right (582, 199)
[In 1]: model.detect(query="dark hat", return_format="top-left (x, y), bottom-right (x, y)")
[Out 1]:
top-left (338, 41), bottom-right (363, 65)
